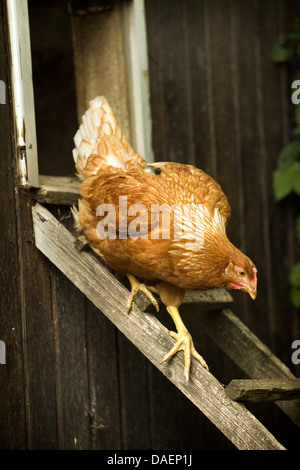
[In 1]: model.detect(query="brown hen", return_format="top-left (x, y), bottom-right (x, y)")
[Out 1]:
top-left (72, 96), bottom-right (257, 381)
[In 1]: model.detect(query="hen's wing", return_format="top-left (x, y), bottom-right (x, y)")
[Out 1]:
top-left (78, 168), bottom-right (168, 240)
top-left (148, 161), bottom-right (231, 225)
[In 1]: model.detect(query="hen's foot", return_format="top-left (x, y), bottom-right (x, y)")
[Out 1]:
top-left (126, 274), bottom-right (159, 313)
top-left (162, 306), bottom-right (209, 381)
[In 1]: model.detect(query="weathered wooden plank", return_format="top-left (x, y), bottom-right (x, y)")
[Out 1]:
top-left (84, 299), bottom-right (123, 450)
top-left (116, 333), bottom-right (153, 450)
top-left (144, 1), bottom-right (235, 448)
top-left (198, 308), bottom-right (300, 427)
top-left (1, 1), bottom-right (62, 449)
top-left (225, 379), bottom-right (300, 403)
top-left (73, 235), bottom-right (234, 313)
top-left (50, 210), bottom-right (123, 451)
top-left (183, 289), bottom-right (233, 308)
top-left (15, 194), bottom-right (59, 449)
top-left (132, 285), bottom-right (233, 314)
top-left (146, 0), bottom-right (300, 447)
top-left (31, 202), bottom-right (285, 450)
top-left (135, 274), bottom-right (300, 426)
top-left (74, 234), bottom-right (90, 252)
top-left (133, 285), bottom-right (233, 313)
top-left (0, 1), bottom-right (27, 448)
top-left (31, 175), bottom-right (81, 206)
top-left (51, 268), bottom-right (92, 450)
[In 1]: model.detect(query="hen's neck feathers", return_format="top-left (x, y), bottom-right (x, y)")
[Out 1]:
top-left (169, 207), bottom-right (247, 290)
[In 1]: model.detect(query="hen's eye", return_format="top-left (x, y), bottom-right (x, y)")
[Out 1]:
top-left (238, 270), bottom-right (245, 277)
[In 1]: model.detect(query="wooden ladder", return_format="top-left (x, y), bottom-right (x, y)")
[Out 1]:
top-left (29, 178), bottom-right (300, 450)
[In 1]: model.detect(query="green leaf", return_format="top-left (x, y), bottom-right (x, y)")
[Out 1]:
top-left (293, 164), bottom-right (300, 195)
top-left (270, 35), bottom-right (294, 62)
top-left (273, 169), bottom-right (291, 200)
top-left (296, 215), bottom-right (300, 240)
top-left (273, 162), bottom-right (300, 200)
top-left (278, 140), bottom-right (300, 167)
top-left (290, 263), bottom-right (300, 287)
top-left (290, 286), bottom-right (300, 308)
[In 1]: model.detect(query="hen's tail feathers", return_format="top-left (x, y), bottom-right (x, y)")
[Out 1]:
top-left (73, 96), bottom-right (146, 178)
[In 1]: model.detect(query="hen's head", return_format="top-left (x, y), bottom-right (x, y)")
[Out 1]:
top-left (224, 257), bottom-right (257, 299)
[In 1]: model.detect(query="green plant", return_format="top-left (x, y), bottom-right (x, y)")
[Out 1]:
top-left (270, 16), bottom-right (300, 308)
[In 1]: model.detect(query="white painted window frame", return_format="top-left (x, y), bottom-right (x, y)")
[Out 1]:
top-left (6, 0), bottom-right (39, 187)
top-left (123, 0), bottom-right (154, 163)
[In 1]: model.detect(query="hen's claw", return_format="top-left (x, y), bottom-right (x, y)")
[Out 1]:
top-left (162, 330), bottom-right (209, 382)
top-left (163, 306), bottom-right (209, 381)
top-left (126, 274), bottom-right (159, 313)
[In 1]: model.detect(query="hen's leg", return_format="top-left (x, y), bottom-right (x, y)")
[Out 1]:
top-left (126, 274), bottom-right (159, 313)
top-left (162, 306), bottom-right (209, 381)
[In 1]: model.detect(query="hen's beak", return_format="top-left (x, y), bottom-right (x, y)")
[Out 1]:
top-left (243, 284), bottom-right (257, 300)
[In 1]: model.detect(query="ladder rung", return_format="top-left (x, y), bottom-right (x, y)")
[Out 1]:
top-left (225, 379), bottom-right (300, 402)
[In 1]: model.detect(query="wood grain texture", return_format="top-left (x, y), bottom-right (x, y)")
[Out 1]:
top-left (0, 3), bottom-right (59, 449)
top-left (31, 175), bottom-right (81, 205)
top-left (32, 202), bottom-right (285, 450)
top-left (225, 379), bottom-right (300, 402)
top-left (6, 0), bottom-right (297, 451)
top-left (145, 0), bottom-right (300, 448)
top-left (198, 308), bottom-right (300, 426)
top-left (50, 208), bottom-right (123, 450)
top-left (15, 194), bottom-right (60, 450)
top-left (132, 284), bottom-right (233, 313)
top-left (0, 0), bottom-right (27, 448)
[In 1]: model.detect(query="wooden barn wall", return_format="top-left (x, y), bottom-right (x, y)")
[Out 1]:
top-left (0, 0), bottom-right (299, 451)
top-left (145, 0), bottom-right (300, 448)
